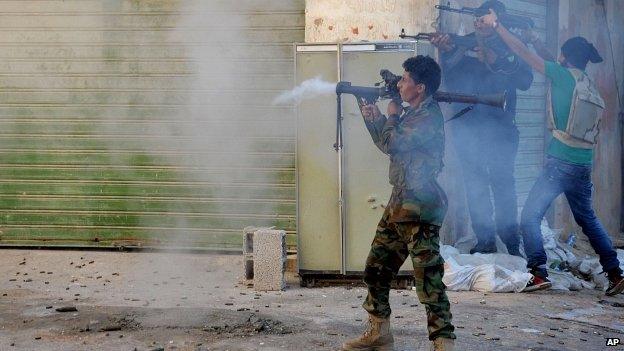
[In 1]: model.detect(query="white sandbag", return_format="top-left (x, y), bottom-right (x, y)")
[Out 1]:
top-left (441, 245), bottom-right (532, 293)
top-left (540, 220), bottom-right (559, 250)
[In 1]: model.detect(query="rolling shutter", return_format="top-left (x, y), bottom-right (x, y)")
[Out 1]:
top-left (0, 0), bottom-right (304, 249)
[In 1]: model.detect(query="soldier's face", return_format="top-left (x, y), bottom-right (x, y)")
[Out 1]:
top-left (398, 71), bottom-right (425, 103)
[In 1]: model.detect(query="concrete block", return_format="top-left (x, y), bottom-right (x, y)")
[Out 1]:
top-left (242, 226), bottom-right (256, 280)
top-left (253, 229), bottom-right (286, 291)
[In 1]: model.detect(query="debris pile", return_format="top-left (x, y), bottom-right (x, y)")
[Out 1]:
top-left (442, 221), bottom-right (624, 292)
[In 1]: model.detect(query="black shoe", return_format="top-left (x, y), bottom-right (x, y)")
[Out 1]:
top-left (523, 273), bottom-right (552, 292)
top-left (470, 242), bottom-right (497, 254)
top-left (606, 271), bottom-right (624, 296)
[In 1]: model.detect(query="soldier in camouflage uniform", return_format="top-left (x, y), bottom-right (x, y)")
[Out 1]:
top-left (342, 56), bottom-right (455, 351)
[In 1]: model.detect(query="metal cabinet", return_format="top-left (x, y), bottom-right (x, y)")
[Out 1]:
top-left (296, 42), bottom-right (434, 285)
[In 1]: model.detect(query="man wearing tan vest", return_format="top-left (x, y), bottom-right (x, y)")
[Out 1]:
top-left (481, 10), bottom-right (624, 295)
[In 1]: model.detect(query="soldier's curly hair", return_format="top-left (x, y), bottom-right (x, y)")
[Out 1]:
top-left (402, 55), bottom-right (441, 96)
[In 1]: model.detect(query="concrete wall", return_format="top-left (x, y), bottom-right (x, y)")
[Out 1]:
top-left (305, 0), bottom-right (437, 43)
top-left (555, 0), bottom-right (623, 241)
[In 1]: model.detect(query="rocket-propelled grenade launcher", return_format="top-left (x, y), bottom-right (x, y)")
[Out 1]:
top-left (332, 69), bottom-right (506, 151)
top-left (336, 69), bottom-right (506, 110)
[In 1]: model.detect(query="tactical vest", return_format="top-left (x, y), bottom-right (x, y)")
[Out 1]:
top-left (547, 68), bottom-right (605, 149)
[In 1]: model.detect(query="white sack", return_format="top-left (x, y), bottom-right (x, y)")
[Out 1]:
top-left (442, 245), bottom-right (532, 293)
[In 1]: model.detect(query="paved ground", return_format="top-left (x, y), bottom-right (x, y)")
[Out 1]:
top-left (0, 249), bottom-right (623, 350)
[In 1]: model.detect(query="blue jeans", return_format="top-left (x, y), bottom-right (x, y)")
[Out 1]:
top-left (520, 157), bottom-right (622, 277)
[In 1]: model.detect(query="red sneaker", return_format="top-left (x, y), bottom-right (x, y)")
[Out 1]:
top-left (522, 274), bottom-right (552, 292)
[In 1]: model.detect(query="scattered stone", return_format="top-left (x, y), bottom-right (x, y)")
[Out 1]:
top-left (45, 306), bottom-right (53, 309)
top-left (598, 299), bottom-right (624, 308)
top-left (34, 336), bottom-right (41, 340)
top-left (99, 325), bottom-right (122, 332)
top-left (56, 306), bottom-right (78, 312)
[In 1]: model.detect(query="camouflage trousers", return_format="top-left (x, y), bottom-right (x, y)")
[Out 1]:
top-left (362, 219), bottom-right (456, 341)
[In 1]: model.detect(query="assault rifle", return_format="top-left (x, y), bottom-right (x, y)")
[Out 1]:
top-left (435, 4), bottom-right (534, 29)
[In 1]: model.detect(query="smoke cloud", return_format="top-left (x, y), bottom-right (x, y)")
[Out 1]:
top-left (273, 77), bottom-right (337, 105)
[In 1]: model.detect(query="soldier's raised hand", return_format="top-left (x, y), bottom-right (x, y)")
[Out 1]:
top-left (387, 101), bottom-right (402, 117)
top-left (430, 33), bottom-right (455, 53)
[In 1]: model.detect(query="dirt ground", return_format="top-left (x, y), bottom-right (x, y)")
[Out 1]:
top-left (0, 249), bottom-right (623, 351)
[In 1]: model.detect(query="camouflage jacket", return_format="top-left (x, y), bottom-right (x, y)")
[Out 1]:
top-left (363, 96), bottom-right (447, 225)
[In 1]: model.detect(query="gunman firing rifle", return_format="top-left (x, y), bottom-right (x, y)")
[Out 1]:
top-left (435, 4), bottom-right (534, 30)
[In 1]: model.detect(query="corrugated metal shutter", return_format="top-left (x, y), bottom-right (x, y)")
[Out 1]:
top-left (502, 0), bottom-right (548, 208)
top-left (0, 0), bottom-right (304, 249)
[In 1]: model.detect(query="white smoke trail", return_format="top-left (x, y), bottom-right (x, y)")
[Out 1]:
top-left (273, 76), bottom-right (337, 105)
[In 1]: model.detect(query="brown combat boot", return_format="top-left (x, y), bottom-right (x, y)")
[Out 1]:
top-left (342, 314), bottom-right (394, 351)
top-left (430, 337), bottom-right (454, 351)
